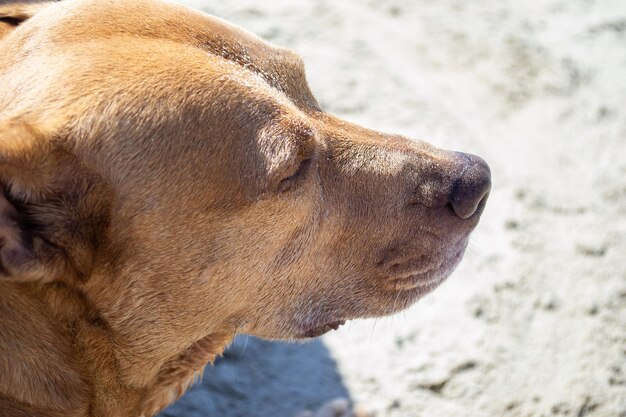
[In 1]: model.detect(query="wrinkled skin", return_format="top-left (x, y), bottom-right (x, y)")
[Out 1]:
top-left (0, 1), bottom-right (490, 416)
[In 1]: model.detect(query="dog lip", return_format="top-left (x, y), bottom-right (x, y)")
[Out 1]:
top-left (300, 319), bottom-right (346, 338)
top-left (391, 264), bottom-right (435, 279)
top-left (384, 243), bottom-right (467, 291)
top-left (386, 271), bottom-right (442, 291)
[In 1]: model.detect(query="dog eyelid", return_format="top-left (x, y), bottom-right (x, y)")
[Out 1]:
top-left (276, 157), bottom-right (313, 193)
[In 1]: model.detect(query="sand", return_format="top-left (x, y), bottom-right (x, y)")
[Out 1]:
top-left (161, 0), bottom-right (626, 416)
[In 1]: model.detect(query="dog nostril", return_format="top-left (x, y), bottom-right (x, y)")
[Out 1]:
top-left (450, 153), bottom-right (491, 219)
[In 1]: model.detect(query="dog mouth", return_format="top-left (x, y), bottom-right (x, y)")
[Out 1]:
top-left (288, 239), bottom-right (469, 339)
top-left (383, 239), bottom-right (468, 292)
top-left (299, 319), bottom-right (346, 338)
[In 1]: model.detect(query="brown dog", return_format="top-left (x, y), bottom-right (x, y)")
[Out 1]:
top-left (0, 0), bottom-right (491, 416)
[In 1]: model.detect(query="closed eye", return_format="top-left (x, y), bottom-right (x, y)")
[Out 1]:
top-left (277, 158), bottom-right (313, 193)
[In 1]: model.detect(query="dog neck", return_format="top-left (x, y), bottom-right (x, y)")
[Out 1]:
top-left (80, 262), bottom-right (237, 383)
top-left (79, 272), bottom-right (236, 415)
top-left (0, 280), bottom-right (234, 416)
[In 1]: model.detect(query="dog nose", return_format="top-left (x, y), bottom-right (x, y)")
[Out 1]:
top-left (449, 153), bottom-right (491, 219)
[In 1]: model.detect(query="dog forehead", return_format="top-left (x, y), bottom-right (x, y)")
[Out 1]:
top-left (35, 0), bottom-right (318, 110)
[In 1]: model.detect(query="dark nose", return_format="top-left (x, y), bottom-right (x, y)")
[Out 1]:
top-left (449, 153), bottom-right (491, 219)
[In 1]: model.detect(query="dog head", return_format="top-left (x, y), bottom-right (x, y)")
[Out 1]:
top-left (0, 0), bottom-right (489, 374)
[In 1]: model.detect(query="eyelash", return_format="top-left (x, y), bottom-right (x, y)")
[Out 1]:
top-left (277, 158), bottom-right (313, 193)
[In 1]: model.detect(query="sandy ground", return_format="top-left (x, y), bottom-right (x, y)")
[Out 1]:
top-left (160, 0), bottom-right (626, 416)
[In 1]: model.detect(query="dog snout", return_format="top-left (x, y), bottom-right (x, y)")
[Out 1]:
top-left (449, 152), bottom-right (491, 219)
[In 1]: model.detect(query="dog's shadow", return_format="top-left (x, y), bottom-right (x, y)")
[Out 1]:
top-left (160, 336), bottom-right (352, 417)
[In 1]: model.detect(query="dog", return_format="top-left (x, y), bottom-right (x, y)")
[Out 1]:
top-left (0, 0), bottom-right (491, 416)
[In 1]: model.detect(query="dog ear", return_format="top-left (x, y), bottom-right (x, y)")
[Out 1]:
top-left (0, 118), bottom-right (113, 284)
top-left (0, 1), bottom-right (51, 40)
top-left (0, 120), bottom-right (72, 283)
top-left (0, 187), bottom-right (57, 282)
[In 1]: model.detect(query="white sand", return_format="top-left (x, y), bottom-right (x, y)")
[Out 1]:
top-left (162, 0), bottom-right (626, 416)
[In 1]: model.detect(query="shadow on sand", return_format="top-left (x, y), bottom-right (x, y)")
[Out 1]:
top-left (160, 336), bottom-right (351, 417)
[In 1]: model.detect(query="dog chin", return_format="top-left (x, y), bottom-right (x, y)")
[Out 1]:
top-left (298, 319), bottom-right (346, 338)
top-left (247, 320), bottom-right (346, 340)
